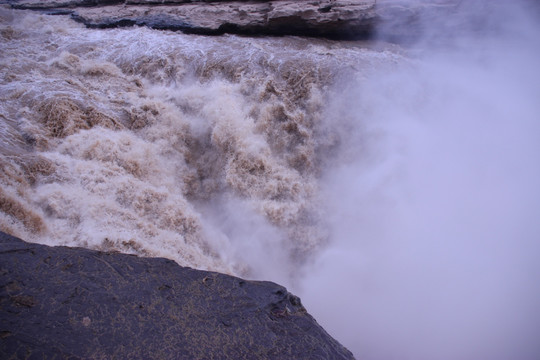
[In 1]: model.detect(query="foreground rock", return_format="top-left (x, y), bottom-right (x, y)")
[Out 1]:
top-left (0, 231), bottom-right (354, 359)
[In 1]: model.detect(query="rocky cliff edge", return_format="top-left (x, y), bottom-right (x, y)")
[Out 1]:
top-left (0, 231), bottom-right (354, 359)
top-left (4, 0), bottom-right (469, 40)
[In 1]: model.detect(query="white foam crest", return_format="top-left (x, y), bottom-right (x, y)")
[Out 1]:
top-left (30, 127), bottom-right (227, 270)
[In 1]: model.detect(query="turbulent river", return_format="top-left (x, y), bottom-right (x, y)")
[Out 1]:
top-left (1, 2), bottom-right (540, 359)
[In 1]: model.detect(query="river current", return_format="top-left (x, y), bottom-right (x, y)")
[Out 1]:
top-left (1, 3), bottom-right (539, 359)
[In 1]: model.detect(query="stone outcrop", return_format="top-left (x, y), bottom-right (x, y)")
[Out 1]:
top-left (0, 231), bottom-right (354, 359)
top-left (4, 0), bottom-right (482, 41)
top-left (8, 0), bottom-right (379, 38)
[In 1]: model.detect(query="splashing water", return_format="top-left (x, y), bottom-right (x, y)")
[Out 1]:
top-left (0, 6), bottom-right (380, 276)
top-left (1, 2), bottom-right (539, 359)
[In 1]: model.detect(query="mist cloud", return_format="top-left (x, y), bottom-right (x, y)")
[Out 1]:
top-left (300, 1), bottom-right (540, 359)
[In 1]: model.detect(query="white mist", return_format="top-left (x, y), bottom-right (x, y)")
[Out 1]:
top-left (300, 1), bottom-right (540, 359)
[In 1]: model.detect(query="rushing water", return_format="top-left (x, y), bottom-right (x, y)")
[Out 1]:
top-left (1, 2), bottom-right (540, 359)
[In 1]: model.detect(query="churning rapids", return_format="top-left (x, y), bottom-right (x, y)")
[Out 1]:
top-left (1, 2), bottom-right (540, 359)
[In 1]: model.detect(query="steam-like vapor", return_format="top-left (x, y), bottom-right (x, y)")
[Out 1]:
top-left (300, 1), bottom-right (540, 359)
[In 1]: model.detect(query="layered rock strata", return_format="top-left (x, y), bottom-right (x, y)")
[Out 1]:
top-left (5, 0), bottom-right (483, 41)
top-left (8, 0), bottom-right (379, 38)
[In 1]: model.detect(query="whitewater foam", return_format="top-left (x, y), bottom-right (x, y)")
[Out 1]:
top-left (0, 6), bottom-right (394, 278)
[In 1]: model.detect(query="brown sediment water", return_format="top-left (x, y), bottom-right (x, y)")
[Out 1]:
top-left (0, 5), bottom-right (402, 278)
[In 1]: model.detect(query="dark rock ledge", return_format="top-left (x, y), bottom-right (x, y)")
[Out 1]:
top-left (0, 231), bottom-right (354, 359)
top-left (6, 0), bottom-right (379, 39)
top-left (3, 0), bottom-right (485, 41)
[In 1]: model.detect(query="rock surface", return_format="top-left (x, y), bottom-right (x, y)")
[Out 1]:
top-left (7, 0), bottom-right (378, 38)
top-left (4, 0), bottom-right (478, 40)
top-left (0, 231), bottom-right (354, 359)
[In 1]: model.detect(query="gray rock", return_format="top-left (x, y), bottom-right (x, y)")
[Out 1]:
top-left (6, 0), bottom-right (489, 41)
top-left (9, 0), bottom-right (378, 39)
top-left (0, 231), bottom-right (354, 359)
top-left (8, 0), bottom-right (124, 8)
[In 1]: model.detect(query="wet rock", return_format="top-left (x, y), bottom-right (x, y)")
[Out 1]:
top-left (5, 0), bottom-right (482, 41)
top-left (0, 231), bottom-right (354, 359)
top-left (8, 0), bottom-right (123, 8)
top-left (9, 0), bottom-right (378, 39)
